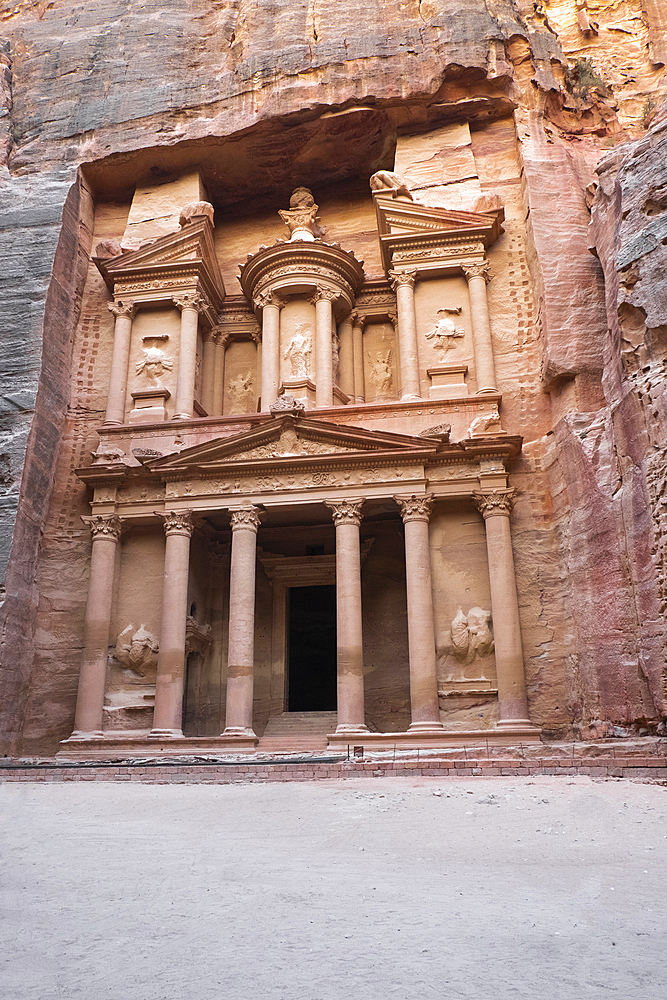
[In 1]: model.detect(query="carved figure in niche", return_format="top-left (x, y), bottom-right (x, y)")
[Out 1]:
top-left (332, 332), bottom-right (340, 383)
top-left (369, 170), bottom-right (413, 200)
top-left (91, 446), bottom-right (126, 464)
top-left (269, 393), bottom-right (306, 416)
top-left (228, 371), bottom-right (254, 411)
top-left (136, 347), bottom-right (173, 384)
top-left (284, 324), bottom-right (312, 378)
top-left (439, 608), bottom-right (494, 666)
top-left (367, 349), bottom-right (394, 398)
top-left (426, 308), bottom-right (465, 354)
top-left (467, 409), bottom-right (501, 437)
top-left (278, 187), bottom-right (325, 241)
top-left (113, 624), bottom-right (159, 675)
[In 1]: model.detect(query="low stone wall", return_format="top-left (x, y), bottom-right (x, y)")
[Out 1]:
top-left (2, 752), bottom-right (666, 783)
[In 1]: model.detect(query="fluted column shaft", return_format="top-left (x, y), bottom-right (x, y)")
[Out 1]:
top-left (257, 292), bottom-right (283, 409)
top-left (313, 288), bottom-right (336, 407)
top-left (473, 490), bottom-right (530, 726)
top-left (72, 514), bottom-right (122, 736)
top-left (394, 495), bottom-right (443, 731)
top-left (464, 262), bottom-right (497, 393)
top-left (351, 310), bottom-right (365, 403)
top-left (325, 500), bottom-right (368, 734)
top-left (338, 316), bottom-right (354, 399)
top-left (223, 506), bottom-right (262, 736)
top-left (390, 271), bottom-right (421, 400)
top-left (105, 301), bottom-right (135, 425)
top-left (151, 511), bottom-right (194, 736)
top-left (174, 293), bottom-right (204, 419)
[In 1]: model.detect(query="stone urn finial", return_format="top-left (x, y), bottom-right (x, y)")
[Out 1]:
top-left (279, 187), bottom-right (321, 241)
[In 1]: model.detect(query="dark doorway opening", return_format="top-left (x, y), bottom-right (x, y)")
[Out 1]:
top-left (288, 585), bottom-right (337, 711)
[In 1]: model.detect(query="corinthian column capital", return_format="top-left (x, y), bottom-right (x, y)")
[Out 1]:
top-left (462, 261), bottom-right (491, 283)
top-left (173, 292), bottom-right (206, 313)
top-left (472, 489), bottom-right (516, 518)
top-left (108, 300), bottom-right (136, 319)
top-left (394, 494), bottom-right (434, 523)
top-left (156, 510), bottom-right (195, 536)
top-left (81, 513), bottom-right (122, 540)
top-left (324, 498), bottom-right (365, 527)
top-left (310, 286), bottom-right (338, 304)
top-left (254, 289), bottom-right (286, 311)
top-left (229, 505), bottom-right (263, 532)
top-left (389, 270), bottom-right (416, 291)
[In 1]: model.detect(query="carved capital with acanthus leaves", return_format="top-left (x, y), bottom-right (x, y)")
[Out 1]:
top-left (172, 292), bottom-right (206, 314)
top-left (324, 498), bottom-right (365, 527)
top-left (156, 510), bottom-right (194, 537)
top-left (462, 261), bottom-right (491, 284)
top-left (81, 513), bottom-right (122, 541)
top-left (108, 300), bottom-right (136, 320)
top-left (472, 489), bottom-right (516, 518)
top-left (310, 286), bottom-right (338, 305)
top-left (389, 270), bottom-right (416, 291)
top-left (229, 505), bottom-right (263, 532)
top-left (394, 493), bottom-right (434, 523)
top-left (254, 289), bottom-right (286, 311)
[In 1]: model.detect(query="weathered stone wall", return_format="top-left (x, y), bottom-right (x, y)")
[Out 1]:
top-left (1, 1), bottom-right (666, 752)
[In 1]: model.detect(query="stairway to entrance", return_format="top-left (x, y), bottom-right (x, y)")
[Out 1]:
top-left (257, 712), bottom-right (338, 753)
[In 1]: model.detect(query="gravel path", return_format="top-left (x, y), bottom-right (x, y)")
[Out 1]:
top-left (2, 775), bottom-right (666, 999)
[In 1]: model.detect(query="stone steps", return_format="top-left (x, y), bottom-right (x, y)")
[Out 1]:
top-left (257, 712), bottom-right (338, 752)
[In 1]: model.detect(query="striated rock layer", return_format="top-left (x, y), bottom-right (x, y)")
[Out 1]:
top-left (0, 1), bottom-right (666, 752)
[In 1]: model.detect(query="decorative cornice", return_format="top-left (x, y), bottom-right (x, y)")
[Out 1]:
top-left (324, 498), bottom-right (365, 527)
top-left (472, 489), bottom-right (516, 518)
top-left (389, 270), bottom-right (416, 290)
top-left (229, 505), bottom-right (263, 531)
top-left (156, 510), bottom-right (194, 536)
top-left (108, 300), bottom-right (136, 320)
top-left (462, 261), bottom-right (491, 283)
top-left (81, 513), bottom-right (122, 540)
top-left (393, 494), bottom-right (434, 522)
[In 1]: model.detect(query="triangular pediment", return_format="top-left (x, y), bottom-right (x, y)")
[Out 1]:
top-left (147, 415), bottom-right (439, 477)
top-left (94, 217), bottom-right (225, 307)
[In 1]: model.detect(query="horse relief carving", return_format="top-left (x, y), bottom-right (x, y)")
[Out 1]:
top-left (113, 624), bottom-right (159, 675)
top-left (439, 607), bottom-right (494, 665)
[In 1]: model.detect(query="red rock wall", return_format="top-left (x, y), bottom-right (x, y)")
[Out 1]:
top-left (1, 1), bottom-right (666, 751)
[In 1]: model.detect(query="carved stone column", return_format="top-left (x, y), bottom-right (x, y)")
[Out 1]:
top-left (105, 300), bottom-right (136, 425)
top-left (312, 286), bottom-right (337, 407)
top-left (351, 309), bottom-right (365, 403)
top-left (213, 331), bottom-right (229, 416)
top-left (472, 490), bottom-right (531, 727)
top-left (201, 328), bottom-right (217, 416)
top-left (256, 291), bottom-right (284, 410)
top-left (173, 293), bottom-right (204, 419)
top-left (463, 262), bottom-right (497, 394)
top-left (394, 494), bottom-right (443, 731)
top-left (324, 499), bottom-right (369, 734)
top-left (71, 514), bottom-right (122, 737)
top-left (338, 314), bottom-right (354, 399)
top-left (151, 511), bottom-right (194, 736)
top-left (389, 271), bottom-right (421, 400)
top-left (222, 506), bottom-right (263, 737)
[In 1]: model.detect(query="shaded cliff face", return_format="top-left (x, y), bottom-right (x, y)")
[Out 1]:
top-left (0, 1), bottom-right (665, 751)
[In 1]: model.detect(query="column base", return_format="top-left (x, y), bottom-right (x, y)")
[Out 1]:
top-left (400, 393), bottom-right (422, 402)
top-left (172, 412), bottom-right (192, 421)
top-left (495, 718), bottom-right (539, 732)
top-left (476, 386), bottom-right (498, 394)
top-left (68, 730), bottom-right (105, 740)
top-left (335, 723), bottom-right (370, 735)
top-left (408, 720), bottom-right (445, 732)
top-left (221, 726), bottom-right (257, 738)
top-left (149, 728), bottom-right (184, 738)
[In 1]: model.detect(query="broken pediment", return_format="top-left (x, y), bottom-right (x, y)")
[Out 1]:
top-left (373, 191), bottom-right (504, 274)
top-left (94, 214), bottom-right (225, 313)
top-left (145, 415), bottom-right (439, 477)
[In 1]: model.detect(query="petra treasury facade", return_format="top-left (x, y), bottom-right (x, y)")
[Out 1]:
top-left (1, 1), bottom-right (666, 757)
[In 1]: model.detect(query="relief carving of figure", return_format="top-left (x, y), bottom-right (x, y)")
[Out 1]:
top-left (439, 607), bottom-right (494, 666)
top-left (369, 170), bottom-right (413, 200)
top-left (467, 409), bottom-right (502, 437)
top-left (228, 371), bottom-right (254, 411)
top-left (135, 347), bottom-right (173, 384)
top-left (284, 325), bottom-right (312, 378)
top-left (113, 624), bottom-right (159, 675)
top-left (425, 308), bottom-right (465, 354)
top-left (367, 349), bottom-right (394, 398)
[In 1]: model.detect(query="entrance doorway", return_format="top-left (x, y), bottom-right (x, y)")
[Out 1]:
top-left (287, 585), bottom-right (337, 711)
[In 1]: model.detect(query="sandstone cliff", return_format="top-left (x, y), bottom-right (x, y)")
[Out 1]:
top-left (0, 1), bottom-right (666, 752)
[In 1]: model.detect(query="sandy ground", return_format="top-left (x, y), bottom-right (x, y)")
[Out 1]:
top-left (1, 775), bottom-right (666, 999)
